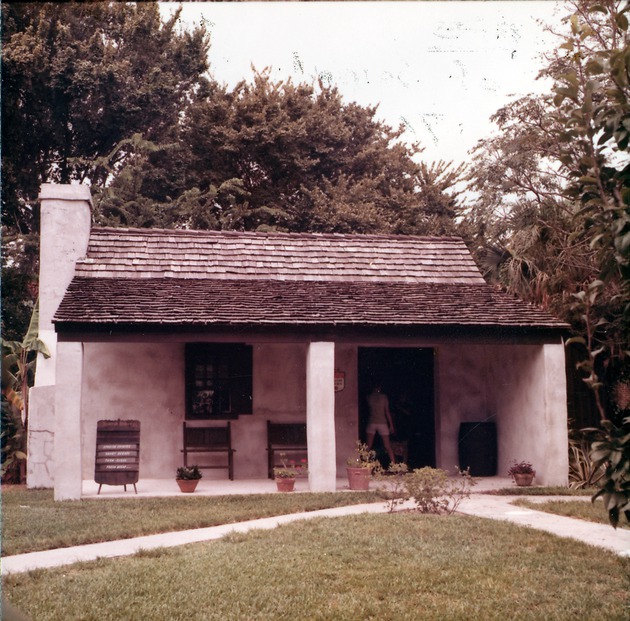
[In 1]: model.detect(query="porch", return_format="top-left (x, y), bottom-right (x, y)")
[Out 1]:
top-left (30, 338), bottom-right (571, 500)
top-left (82, 475), bottom-right (514, 499)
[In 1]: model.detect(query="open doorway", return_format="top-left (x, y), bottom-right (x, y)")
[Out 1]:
top-left (358, 347), bottom-right (435, 469)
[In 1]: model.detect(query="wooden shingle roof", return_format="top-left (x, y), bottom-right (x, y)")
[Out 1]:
top-left (74, 227), bottom-right (486, 284)
top-left (54, 227), bottom-right (568, 334)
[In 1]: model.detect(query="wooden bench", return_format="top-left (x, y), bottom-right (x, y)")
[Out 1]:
top-left (181, 422), bottom-right (235, 480)
top-left (267, 420), bottom-right (307, 479)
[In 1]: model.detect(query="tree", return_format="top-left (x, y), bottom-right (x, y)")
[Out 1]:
top-left (468, 1), bottom-right (628, 376)
top-left (2, 2), bottom-right (210, 231)
top-left (553, 0), bottom-right (629, 527)
top-left (1, 1), bottom-right (210, 338)
top-left (467, 0), bottom-right (629, 525)
top-left (1, 234), bottom-right (39, 342)
top-left (466, 94), bottom-right (602, 320)
top-left (1, 302), bottom-right (50, 483)
top-left (94, 71), bottom-right (467, 237)
top-left (552, 0), bottom-right (629, 287)
top-left (179, 74), bottom-right (421, 233)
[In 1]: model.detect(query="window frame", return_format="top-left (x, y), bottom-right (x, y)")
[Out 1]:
top-left (185, 343), bottom-right (253, 420)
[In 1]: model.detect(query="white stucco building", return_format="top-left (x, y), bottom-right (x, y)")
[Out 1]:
top-left (29, 184), bottom-right (570, 500)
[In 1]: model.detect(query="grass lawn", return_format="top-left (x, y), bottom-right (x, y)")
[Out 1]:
top-left (513, 497), bottom-right (630, 529)
top-left (490, 486), bottom-right (594, 496)
top-left (1, 487), bottom-right (378, 556)
top-left (4, 513), bottom-right (629, 621)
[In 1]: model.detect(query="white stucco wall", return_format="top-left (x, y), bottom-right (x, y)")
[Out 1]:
top-left (435, 345), bottom-right (494, 474)
top-left (246, 343), bottom-right (308, 478)
top-left (54, 341), bottom-right (84, 500)
top-left (436, 342), bottom-right (568, 485)
top-left (492, 343), bottom-right (569, 485)
top-left (43, 335), bottom-right (569, 493)
top-left (81, 342), bottom-right (185, 479)
top-left (53, 336), bottom-right (571, 489)
top-left (76, 341), bottom-right (362, 483)
top-left (27, 386), bottom-right (55, 487)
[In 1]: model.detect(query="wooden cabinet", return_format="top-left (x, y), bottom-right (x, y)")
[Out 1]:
top-left (94, 419), bottom-right (140, 493)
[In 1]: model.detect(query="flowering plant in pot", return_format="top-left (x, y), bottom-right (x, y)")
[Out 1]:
top-left (346, 442), bottom-right (378, 490)
top-left (273, 453), bottom-right (307, 492)
top-left (508, 460), bottom-right (536, 486)
top-left (176, 465), bottom-right (202, 493)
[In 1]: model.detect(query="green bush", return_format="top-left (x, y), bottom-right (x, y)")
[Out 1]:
top-left (375, 462), bottom-right (410, 512)
top-left (569, 429), bottom-right (602, 489)
top-left (376, 465), bottom-right (476, 514)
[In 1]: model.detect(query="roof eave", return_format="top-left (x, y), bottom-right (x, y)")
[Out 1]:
top-left (54, 320), bottom-right (570, 344)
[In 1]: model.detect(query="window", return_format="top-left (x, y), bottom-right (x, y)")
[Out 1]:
top-left (185, 343), bottom-right (253, 420)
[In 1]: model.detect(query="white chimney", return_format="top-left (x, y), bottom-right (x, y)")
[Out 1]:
top-left (28, 184), bottom-right (91, 489)
top-left (35, 183), bottom-right (92, 386)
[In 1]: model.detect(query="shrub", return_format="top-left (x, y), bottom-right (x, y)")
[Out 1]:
top-left (569, 431), bottom-right (603, 489)
top-left (375, 462), bottom-right (411, 512)
top-left (405, 467), bottom-right (476, 515)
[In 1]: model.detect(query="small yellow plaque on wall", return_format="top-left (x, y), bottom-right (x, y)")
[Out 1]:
top-left (334, 369), bottom-right (345, 392)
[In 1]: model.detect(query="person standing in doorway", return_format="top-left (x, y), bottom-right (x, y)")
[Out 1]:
top-left (366, 383), bottom-right (396, 465)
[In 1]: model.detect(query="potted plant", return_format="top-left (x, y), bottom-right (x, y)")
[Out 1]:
top-left (346, 441), bottom-right (377, 490)
top-left (508, 460), bottom-right (536, 487)
top-left (176, 465), bottom-right (202, 493)
top-left (273, 453), bottom-right (306, 492)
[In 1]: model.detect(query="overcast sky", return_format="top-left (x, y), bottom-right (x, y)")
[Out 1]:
top-left (166, 1), bottom-right (564, 165)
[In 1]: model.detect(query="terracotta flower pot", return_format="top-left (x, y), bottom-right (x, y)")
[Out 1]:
top-left (513, 472), bottom-right (535, 487)
top-left (177, 479), bottom-right (200, 493)
top-left (276, 477), bottom-right (296, 492)
top-left (346, 466), bottom-right (371, 490)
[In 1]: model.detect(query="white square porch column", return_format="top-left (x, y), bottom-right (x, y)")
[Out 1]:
top-left (539, 343), bottom-right (569, 486)
top-left (54, 341), bottom-right (84, 500)
top-left (306, 342), bottom-right (337, 492)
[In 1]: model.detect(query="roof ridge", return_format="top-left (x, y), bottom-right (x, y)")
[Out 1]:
top-left (89, 226), bottom-right (466, 243)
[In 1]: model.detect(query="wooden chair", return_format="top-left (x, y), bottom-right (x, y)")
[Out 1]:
top-left (181, 422), bottom-right (235, 480)
top-left (266, 420), bottom-right (307, 478)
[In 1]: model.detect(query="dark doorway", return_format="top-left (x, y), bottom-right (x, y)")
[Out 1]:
top-left (358, 347), bottom-right (435, 469)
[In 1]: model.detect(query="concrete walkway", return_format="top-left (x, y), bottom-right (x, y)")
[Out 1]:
top-left (3, 483), bottom-right (630, 575)
top-left (2, 502), bottom-right (389, 574)
top-left (457, 494), bottom-right (630, 557)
